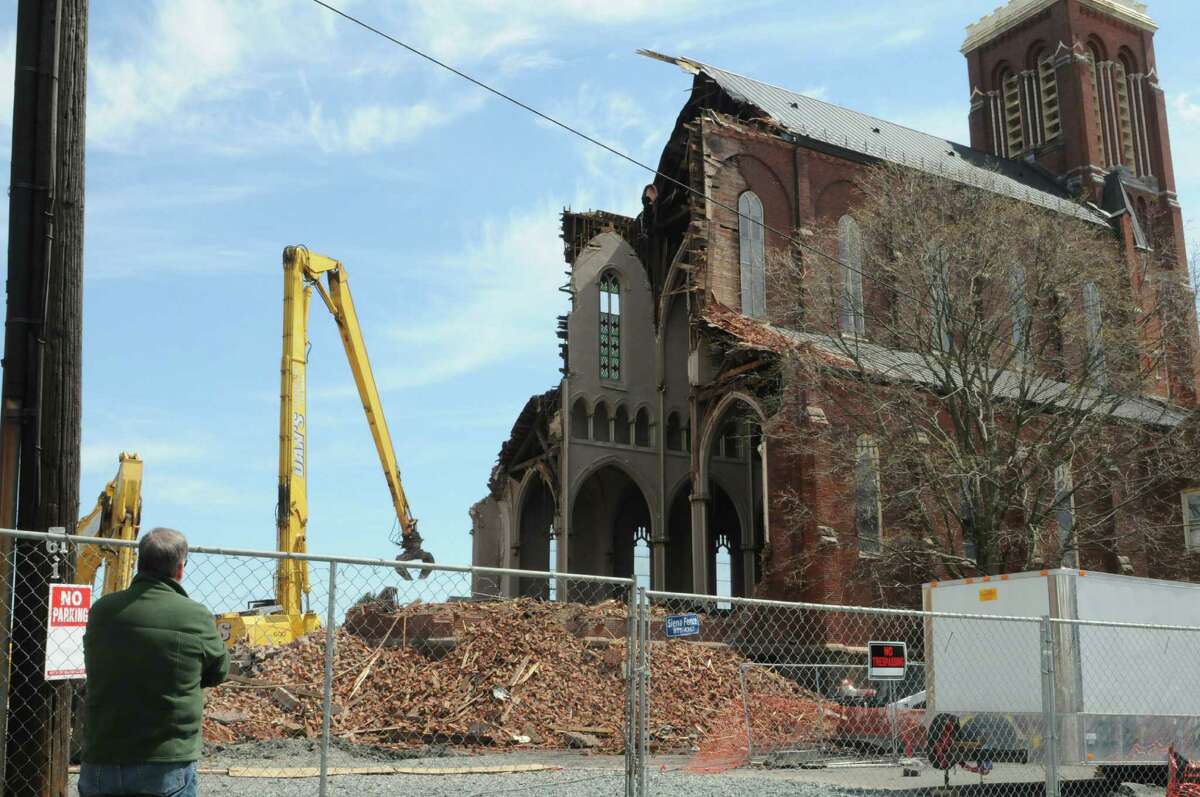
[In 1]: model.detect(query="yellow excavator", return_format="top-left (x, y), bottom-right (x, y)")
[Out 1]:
top-left (74, 453), bottom-right (144, 594)
top-left (215, 246), bottom-right (433, 648)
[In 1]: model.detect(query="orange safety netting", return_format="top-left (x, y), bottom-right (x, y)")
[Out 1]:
top-left (1169, 746), bottom-right (1200, 797)
top-left (686, 694), bottom-right (833, 774)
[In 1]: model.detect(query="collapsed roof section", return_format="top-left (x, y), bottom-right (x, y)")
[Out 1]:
top-left (640, 51), bottom-right (1109, 227)
top-left (699, 301), bottom-right (1188, 428)
top-left (488, 387), bottom-right (561, 496)
top-left (560, 209), bottom-right (638, 268)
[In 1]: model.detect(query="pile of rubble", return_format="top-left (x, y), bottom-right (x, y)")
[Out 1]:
top-left (204, 598), bottom-right (827, 754)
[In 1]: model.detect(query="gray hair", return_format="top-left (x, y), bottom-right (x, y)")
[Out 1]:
top-left (137, 527), bottom-right (188, 579)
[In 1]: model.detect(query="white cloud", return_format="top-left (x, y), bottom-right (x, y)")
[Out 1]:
top-left (86, 0), bottom-right (347, 151)
top-left (1173, 92), bottom-right (1200, 123)
top-left (88, 0), bottom-right (243, 146)
top-left (377, 199), bottom-right (567, 389)
top-left (304, 97), bottom-right (477, 154)
top-left (153, 475), bottom-right (249, 509)
top-left (547, 84), bottom-right (669, 208)
top-left (307, 198), bottom-right (569, 397)
top-left (405, 0), bottom-right (702, 65)
top-left (81, 439), bottom-right (205, 477)
top-left (882, 27), bottom-right (928, 48)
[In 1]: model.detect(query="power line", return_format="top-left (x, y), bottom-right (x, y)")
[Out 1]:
top-left (306, 0), bottom-right (945, 319)
top-left (308, 0), bottom-right (1159, 399)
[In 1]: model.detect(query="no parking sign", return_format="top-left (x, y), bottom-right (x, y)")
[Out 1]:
top-left (45, 584), bottom-right (91, 680)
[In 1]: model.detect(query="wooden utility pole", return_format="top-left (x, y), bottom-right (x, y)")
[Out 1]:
top-left (0, 0), bottom-right (87, 794)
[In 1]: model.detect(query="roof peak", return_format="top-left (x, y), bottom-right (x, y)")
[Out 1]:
top-left (637, 49), bottom-right (976, 152)
top-left (638, 50), bottom-right (1107, 226)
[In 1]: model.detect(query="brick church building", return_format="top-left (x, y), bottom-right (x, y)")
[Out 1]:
top-left (471, 0), bottom-right (1199, 605)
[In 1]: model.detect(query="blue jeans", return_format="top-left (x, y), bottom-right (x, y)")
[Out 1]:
top-left (78, 761), bottom-right (197, 797)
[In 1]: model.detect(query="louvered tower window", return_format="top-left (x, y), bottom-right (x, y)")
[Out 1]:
top-left (599, 272), bottom-right (621, 380)
top-left (997, 55), bottom-right (1060, 158)
top-left (1003, 71), bottom-right (1025, 156)
top-left (1037, 54), bottom-right (1062, 142)
top-left (1087, 45), bottom-right (1137, 170)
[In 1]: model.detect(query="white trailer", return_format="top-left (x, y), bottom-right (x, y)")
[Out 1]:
top-left (922, 569), bottom-right (1200, 765)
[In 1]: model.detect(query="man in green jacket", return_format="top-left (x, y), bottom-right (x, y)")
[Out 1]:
top-left (80, 527), bottom-right (228, 797)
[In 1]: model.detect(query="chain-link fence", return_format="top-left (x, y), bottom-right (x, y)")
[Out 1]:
top-left (3, 528), bottom-right (1200, 797)
top-left (0, 529), bottom-right (638, 796)
top-left (627, 588), bottom-right (1199, 797)
top-left (1047, 618), bottom-right (1200, 767)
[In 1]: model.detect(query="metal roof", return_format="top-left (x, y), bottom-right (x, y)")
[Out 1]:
top-left (641, 52), bottom-right (1109, 227)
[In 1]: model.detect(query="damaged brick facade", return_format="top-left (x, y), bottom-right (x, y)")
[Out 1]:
top-left (472, 0), bottom-right (1199, 607)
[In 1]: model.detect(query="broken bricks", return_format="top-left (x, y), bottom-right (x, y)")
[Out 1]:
top-left (203, 597), bottom-right (825, 755)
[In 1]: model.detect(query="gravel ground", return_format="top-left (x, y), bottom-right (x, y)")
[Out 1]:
top-left (65, 740), bottom-right (1109, 797)
top-left (69, 768), bottom-right (869, 797)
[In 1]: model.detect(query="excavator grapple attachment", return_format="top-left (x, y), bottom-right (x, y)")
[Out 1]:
top-left (395, 534), bottom-right (434, 580)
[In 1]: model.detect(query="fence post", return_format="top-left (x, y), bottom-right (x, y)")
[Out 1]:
top-left (1041, 615), bottom-right (1060, 797)
top-left (637, 588), bottom-right (650, 797)
top-left (319, 562), bottom-right (338, 797)
top-left (624, 583), bottom-right (636, 797)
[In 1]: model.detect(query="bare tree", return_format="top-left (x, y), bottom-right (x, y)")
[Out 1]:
top-left (765, 164), bottom-right (1199, 594)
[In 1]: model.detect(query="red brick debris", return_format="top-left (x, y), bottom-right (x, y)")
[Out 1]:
top-left (202, 597), bottom-right (829, 758)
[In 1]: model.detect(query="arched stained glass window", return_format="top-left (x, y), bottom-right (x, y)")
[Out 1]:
top-left (599, 272), bottom-right (621, 380)
top-left (838, 215), bottom-right (865, 336)
top-left (1083, 281), bottom-right (1107, 386)
top-left (855, 435), bottom-right (882, 555)
top-left (738, 191), bottom-right (766, 319)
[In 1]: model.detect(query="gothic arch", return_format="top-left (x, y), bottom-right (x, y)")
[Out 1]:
top-left (569, 458), bottom-right (655, 585)
top-left (570, 454), bottom-right (658, 523)
top-left (613, 403), bottom-right (632, 445)
top-left (815, 179), bottom-right (861, 222)
top-left (569, 231), bottom-right (649, 300)
top-left (1025, 42), bottom-right (1047, 70)
top-left (1118, 46), bottom-right (1138, 74)
top-left (592, 399), bottom-right (612, 443)
top-left (708, 471), bottom-right (749, 548)
top-left (570, 396), bottom-right (590, 440)
top-left (665, 476), bottom-right (694, 593)
top-left (992, 60), bottom-right (1014, 90)
top-left (515, 465), bottom-right (556, 595)
top-left (721, 152), bottom-right (790, 208)
top-left (697, 391), bottom-right (769, 488)
top-left (634, 405), bottom-right (652, 448)
top-left (697, 391), bottom-right (770, 598)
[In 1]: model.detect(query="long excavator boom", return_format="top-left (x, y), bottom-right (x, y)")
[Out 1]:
top-left (217, 245), bottom-right (433, 648)
top-left (75, 452), bottom-right (143, 594)
top-left (280, 246), bottom-right (432, 579)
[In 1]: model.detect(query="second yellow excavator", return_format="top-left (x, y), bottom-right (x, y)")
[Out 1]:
top-left (75, 453), bottom-right (143, 595)
top-left (215, 246), bottom-right (434, 648)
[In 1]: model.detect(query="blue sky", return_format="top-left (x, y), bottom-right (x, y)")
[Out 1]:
top-left (0, 0), bottom-right (1197, 568)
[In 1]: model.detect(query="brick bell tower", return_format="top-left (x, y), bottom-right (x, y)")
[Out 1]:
top-left (962, 0), bottom-right (1186, 268)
